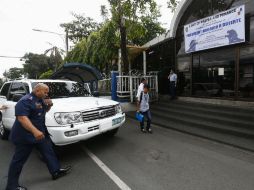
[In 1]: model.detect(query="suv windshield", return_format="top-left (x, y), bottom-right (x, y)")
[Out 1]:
top-left (32, 82), bottom-right (91, 98)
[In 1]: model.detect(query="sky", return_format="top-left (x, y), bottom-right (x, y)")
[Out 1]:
top-left (0, 0), bottom-right (174, 77)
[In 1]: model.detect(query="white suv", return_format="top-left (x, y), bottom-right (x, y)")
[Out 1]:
top-left (0, 79), bottom-right (125, 145)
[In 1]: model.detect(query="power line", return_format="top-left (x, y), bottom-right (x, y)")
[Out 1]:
top-left (0, 55), bottom-right (23, 59)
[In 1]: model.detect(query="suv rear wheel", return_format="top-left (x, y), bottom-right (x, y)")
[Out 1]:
top-left (0, 114), bottom-right (9, 140)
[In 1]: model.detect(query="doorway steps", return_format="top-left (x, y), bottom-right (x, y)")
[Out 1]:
top-left (126, 99), bottom-right (254, 152)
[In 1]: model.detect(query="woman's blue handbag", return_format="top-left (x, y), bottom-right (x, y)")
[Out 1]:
top-left (135, 112), bottom-right (144, 122)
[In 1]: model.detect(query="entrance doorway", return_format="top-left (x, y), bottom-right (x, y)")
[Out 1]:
top-left (192, 48), bottom-right (235, 98)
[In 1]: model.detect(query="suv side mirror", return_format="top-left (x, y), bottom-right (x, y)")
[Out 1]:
top-left (93, 91), bottom-right (99, 97)
top-left (12, 94), bottom-right (24, 102)
top-left (0, 96), bottom-right (7, 100)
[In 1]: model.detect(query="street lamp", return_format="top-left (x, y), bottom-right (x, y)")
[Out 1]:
top-left (32, 28), bottom-right (69, 54)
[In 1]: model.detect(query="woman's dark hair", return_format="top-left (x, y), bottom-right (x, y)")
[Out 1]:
top-left (143, 84), bottom-right (150, 89)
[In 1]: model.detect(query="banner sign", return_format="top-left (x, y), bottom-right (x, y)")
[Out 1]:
top-left (184, 5), bottom-right (245, 53)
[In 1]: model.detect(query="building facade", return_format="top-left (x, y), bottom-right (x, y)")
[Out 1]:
top-left (138, 0), bottom-right (254, 101)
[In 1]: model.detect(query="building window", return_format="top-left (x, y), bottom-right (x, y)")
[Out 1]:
top-left (177, 56), bottom-right (192, 96)
top-left (250, 17), bottom-right (254, 42)
top-left (192, 48), bottom-right (235, 98)
top-left (0, 83), bottom-right (11, 97)
top-left (239, 45), bottom-right (254, 99)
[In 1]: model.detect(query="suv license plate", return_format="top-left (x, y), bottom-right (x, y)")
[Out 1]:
top-left (112, 117), bottom-right (122, 125)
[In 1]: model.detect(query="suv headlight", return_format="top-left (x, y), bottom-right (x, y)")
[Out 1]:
top-left (54, 112), bottom-right (83, 125)
top-left (115, 104), bottom-right (122, 114)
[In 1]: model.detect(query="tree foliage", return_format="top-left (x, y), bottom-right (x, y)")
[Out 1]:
top-left (39, 70), bottom-right (54, 79)
top-left (0, 78), bottom-right (4, 88)
top-left (130, 14), bottom-right (166, 45)
top-left (193, 0), bottom-right (236, 18)
top-left (108, 0), bottom-right (161, 73)
top-left (23, 53), bottom-right (53, 79)
top-left (64, 1), bottom-right (165, 75)
top-left (167, 0), bottom-right (235, 14)
top-left (65, 21), bottom-right (119, 74)
top-left (44, 45), bottom-right (64, 71)
top-left (167, 0), bottom-right (180, 12)
top-left (60, 13), bottom-right (100, 43)
top-left (3, 67), bottom-right (24, 79)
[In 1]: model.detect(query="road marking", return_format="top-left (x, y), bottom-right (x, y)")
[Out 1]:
top-left (82, 147), bottom-right (132, 190)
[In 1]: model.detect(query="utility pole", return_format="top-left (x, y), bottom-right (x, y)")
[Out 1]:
top-left (32, 28), bottom-right (68, 55)
top-left (65, 30), bottom-right (69, 53)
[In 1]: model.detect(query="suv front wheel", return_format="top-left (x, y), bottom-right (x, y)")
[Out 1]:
top-left (0, 115), bottom-right (9, 140)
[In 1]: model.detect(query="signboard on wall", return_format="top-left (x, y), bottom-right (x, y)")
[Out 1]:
top-left (184, 5), bottom-right (245, 53)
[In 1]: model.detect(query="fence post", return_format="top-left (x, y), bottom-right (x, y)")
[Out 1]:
top-left (143, 51), bottom-right (146, 76)
top-left (118, 49), bottom-right (122, 74)
top-left (111, 71), bottom-right (119, 101)
top-left (130, 76), bottom-right (133, 103)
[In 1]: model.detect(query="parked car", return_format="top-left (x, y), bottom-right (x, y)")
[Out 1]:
top-left (0, 79), bottom-right (125, 146)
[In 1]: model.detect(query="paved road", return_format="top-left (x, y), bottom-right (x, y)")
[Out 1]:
top-left (1, 118), bottom-right (254, 190)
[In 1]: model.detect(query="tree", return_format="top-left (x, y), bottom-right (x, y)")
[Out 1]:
top-left (167, 0), bottom-right (236, 15)
top-left (23, 53), bottom-right (51, 79)
top-left (108, 0), bottom-right (160, 73)
top-left (0, 78), bottom-right (4, 88)
top-left (3, 67), bottom-right (24, 79)
top-left (193, 0), bottom-right (236, 18)
top-left (65, 17), bottom-right (165, 75)
top-left (101, 5), bottom-right (109, 21)
top-left (39, 70), bottom-right (53, 79)
top-left (129, 14), bottom-right (165, 45)
top-left (64, 38), bottom-right (88, 64)
top-left (60, 13), bottom-right (100, 44)
top-left (64, 21), bottom-right (119, 75)
top-left (167, 0), bottom-right (180, 12)
top-left (44, 44), bottom-right (64, 71)
top-left (64, 1), bottom-right (165, 75)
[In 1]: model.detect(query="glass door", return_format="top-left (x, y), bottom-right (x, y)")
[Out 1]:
top-left (192, 48), bottom-right (236, 98)
top-left (238, 45), bottom-right (254, 100)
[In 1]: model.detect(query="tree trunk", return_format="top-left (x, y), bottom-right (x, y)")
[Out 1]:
top-left (117, 0), bottom-right (129, 74)
top-left (105, 61), bottom-right (109, 76)
top-left (119, 23), bottom-right (129, 74)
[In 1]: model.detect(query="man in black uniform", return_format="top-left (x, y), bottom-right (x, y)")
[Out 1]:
top-left (6, 83), bottom-right (71, 190)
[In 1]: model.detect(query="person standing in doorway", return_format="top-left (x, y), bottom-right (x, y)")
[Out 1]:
top-left (6, 83), bottom-right (71, 190)
top-left (137, 84), bottom-right (152, 133)
top-left (168, 69), bottom-right (177, 100)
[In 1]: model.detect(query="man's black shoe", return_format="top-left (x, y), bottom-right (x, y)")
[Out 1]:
top-left (6, 186), bottom-right (28, 190)
top-left (147, 128), bottom-right (153, 134)
top-left (141, 128), bottom-right (146, 133)
top-left (52, 166), bottom-right (71, 180)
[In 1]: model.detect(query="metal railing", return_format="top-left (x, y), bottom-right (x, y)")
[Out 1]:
top-left (116, 76), bottom-right (131, 98)
top-left (116, 75), bottom-right (158, 102)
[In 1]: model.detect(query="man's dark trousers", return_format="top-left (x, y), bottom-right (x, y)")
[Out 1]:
top-left (140, 110), bottom-right (152, 130)
top-left (169, 81), bottom-right (176, 99)
top-left (6, 137), bottom-right (60, 190)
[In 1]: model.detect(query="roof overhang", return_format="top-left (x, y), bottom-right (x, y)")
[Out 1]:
top-left (50, 63), bottom-right (102, 83)
top-left (127, 45), bottom-right (148, 59)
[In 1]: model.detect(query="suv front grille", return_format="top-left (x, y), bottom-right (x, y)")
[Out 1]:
top-left (82, 106), bottom-right (116, 122)
top-left (88, 125), bottom-right (99, 132)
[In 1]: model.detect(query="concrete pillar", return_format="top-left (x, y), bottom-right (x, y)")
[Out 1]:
top-left (143, 51), bottom-right (146, 76)
top-left (128, 60), bottom-right (131, 75)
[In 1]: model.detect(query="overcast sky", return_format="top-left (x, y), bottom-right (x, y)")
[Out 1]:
top-left (0, 0), bottom-right (173, 77)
